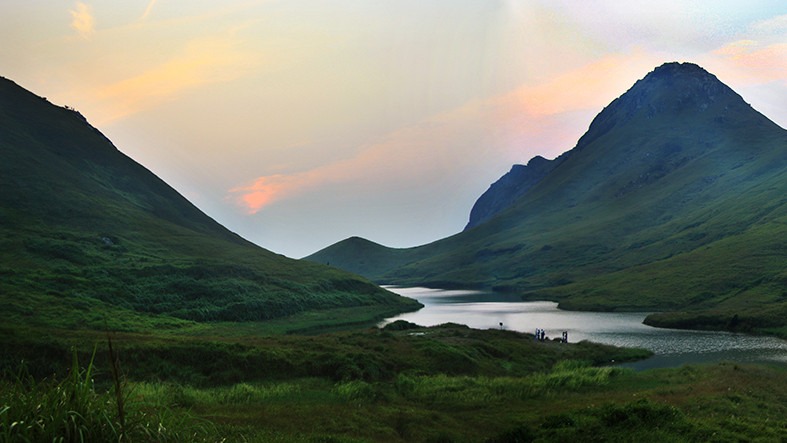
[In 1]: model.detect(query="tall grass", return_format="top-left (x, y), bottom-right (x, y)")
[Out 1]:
top-left (0, 347), bottom-right (214, 442)
top-left (130, 380), bottom-right (306, 408)
top-left (0, 347), bottom-right (112, 442)
top-left (393, 360), bottom-right (627, 405)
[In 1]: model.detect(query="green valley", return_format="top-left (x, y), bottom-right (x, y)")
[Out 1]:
top-left (2, 65), bottom-right (786, 442)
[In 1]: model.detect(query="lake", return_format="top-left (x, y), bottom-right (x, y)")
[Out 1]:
top-left (381, 286), bottom-right (787, 371)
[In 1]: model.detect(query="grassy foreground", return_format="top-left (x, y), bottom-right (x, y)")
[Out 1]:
top-left (2, 322), bottom-right (785, 442)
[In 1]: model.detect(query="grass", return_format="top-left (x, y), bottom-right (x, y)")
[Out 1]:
top-left (0, 225), bottom-right (420, 327)
top-left (0, 347), bottom-right (214, 442)
top-left (6, 351), bottom-right (784, 442)
top-left (1, 317), bottom-right (784, 441)
top-left (0, 322), bottom-right (652, 385)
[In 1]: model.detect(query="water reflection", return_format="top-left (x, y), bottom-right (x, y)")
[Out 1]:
top-left (383, 287), bottom-right (787, 370)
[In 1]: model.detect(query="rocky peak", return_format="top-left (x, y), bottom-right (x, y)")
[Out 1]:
top-left (574, 62), bottom-right (746, 151)
top-left (619, 62), bottom-right (737, 113)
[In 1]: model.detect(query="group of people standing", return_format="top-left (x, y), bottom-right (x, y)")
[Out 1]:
top-left (534, 329), bottom-right (569, 343)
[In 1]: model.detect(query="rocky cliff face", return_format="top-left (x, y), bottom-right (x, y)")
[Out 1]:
top-left (464, 155), bottom-right (560, 230)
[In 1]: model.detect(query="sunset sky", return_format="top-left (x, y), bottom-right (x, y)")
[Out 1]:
top-left (2, 1), bottom-right (786, 258)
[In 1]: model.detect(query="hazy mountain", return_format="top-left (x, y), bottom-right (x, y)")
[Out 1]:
top-left (307, 62), bottom-right (787, 333)
top-left (0, 76), bottom-right (418, 328)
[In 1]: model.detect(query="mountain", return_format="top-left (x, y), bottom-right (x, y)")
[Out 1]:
top-left (306, 62), bottom-right (787, 333)
top-left (465, 155), bottom-right (560, 230)
top-left (309, 237), bottom-right (414, 278)
top-left (0, 76), bottom-right (419, 329)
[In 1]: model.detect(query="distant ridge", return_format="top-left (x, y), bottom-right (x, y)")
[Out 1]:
top-left (307, 62), bottom-right (787, 334)
top-left (0, 76), bottom-right (419, 328)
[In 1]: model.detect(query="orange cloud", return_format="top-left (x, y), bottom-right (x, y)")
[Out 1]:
top-left (86, 31), bottom-right (261, 124)
top-left (507, 52), bottom-right (660, 117)
top-left (228, 148), bottom-right (382, 213)
top-left (713, 40), bottom-right (787, 85)
top-left (228, 53), bottom-right (663, 214)
top-left (229, 174), bottom-right (312, 214)
top-left (70, 2), bottom-right (95, 40)
top-left (226, 99), bottom-right (532, 214)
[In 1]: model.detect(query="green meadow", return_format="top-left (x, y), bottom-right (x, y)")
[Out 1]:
top-left (2, 321), bottom-right (785, 442)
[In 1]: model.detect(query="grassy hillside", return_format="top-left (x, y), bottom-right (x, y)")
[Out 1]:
top-left (306, 63), bottom-right (787, 334)
top-left (0, 76), bottom-right (419, 329)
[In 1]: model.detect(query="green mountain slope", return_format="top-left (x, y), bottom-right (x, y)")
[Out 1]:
top-left (0, 76), bottom-right (418, 329)
top-left (306, 63), bottom-right (787, 332)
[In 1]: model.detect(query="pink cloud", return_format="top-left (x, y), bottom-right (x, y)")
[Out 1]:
top-left (712, 40), bottom-right (787, 85)
top-left (228, 53), bottom-right (667, 214)
top-left (498, 52), bottom-right (660, 118)
top-left (229, 174), bottom-right (311, 214)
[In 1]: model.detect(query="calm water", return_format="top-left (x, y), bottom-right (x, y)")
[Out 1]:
top-left (382, 287), bottom-right (787, 371)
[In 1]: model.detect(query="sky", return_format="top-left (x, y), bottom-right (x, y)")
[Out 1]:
top-left (2, 1), bottom-right (786, 258)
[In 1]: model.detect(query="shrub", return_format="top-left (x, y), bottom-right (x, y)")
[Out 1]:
top-left (383, 320), bottom-right (422, 331)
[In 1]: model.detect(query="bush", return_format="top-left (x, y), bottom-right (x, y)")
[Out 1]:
top-left (383, 320), bottom-right (422, 331)
top-left (332, 380), bottom-right (384, 402)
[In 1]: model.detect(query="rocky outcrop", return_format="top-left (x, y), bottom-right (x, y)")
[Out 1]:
top-left (464, 155), bottom-right (559, 230)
